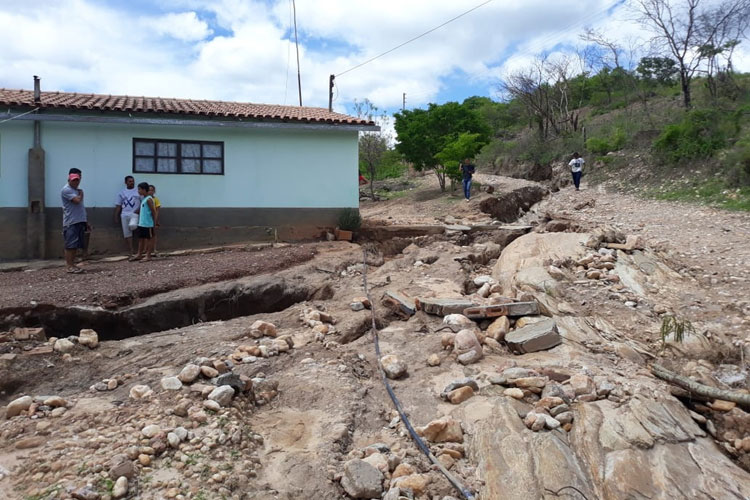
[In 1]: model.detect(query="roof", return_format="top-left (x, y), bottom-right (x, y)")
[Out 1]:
top-left (0, 88), bottom-right (374, 126)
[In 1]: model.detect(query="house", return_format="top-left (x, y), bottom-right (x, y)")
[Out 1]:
top-left (0, 77), bottom-right (377, 260)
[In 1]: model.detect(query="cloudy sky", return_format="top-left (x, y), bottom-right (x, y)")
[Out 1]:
top-left (1, 0), bottom-right (748, 118)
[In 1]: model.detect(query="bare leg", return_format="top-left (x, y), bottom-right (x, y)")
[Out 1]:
top-left (65, 249), bottom-right (79, 270)
top-left (125, 236), bottom-right (133, 255)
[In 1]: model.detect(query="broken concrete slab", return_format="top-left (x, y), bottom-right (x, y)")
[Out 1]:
top-left (416, 298), bottom-right (477, 316)
top-left (463, 301), bottom-right (539, 319)
top-left (382, 291), bottom-right (416, 317)
top-left (505, 319), bottom-right (562, 354)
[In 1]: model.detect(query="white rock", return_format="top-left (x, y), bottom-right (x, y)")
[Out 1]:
top-left (203, 400), bottom-right (221, 412)
top-left (53, 338), bottom-right (75, 353)
top-left (112, 476), bottom-right (128, 498)
top-left (380, 355), bottom-right (408, 379)
top-left (208, 385), bottom-right (235, 407)
top-left (250, 320), bottom-right (278, 338)
top-left (141, 424), bottom-right (161, 438)
top-left (129, 384), bottom-right (153, 399)
top-left (473, 275), bottom-right (495, 287)
top-left (78, 329), bottom-right (99, 348)
top-left (161, 376), bottom-right (183, 391)
top-left (167, 432), bottom-right (181, 448)
top-left (477, 283), bottom-right (491, 298)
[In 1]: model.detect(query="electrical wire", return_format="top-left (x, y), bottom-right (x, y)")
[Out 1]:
top-left (361, 245), bottom-right (476, 500)
top-left (0, 107), bottom-right (40, 124)
top-left (336, 0), bottom-right (495, 77)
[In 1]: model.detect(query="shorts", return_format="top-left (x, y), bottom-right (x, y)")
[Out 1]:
top-left (121, 213), bottom-right (136, 238)
top-left (63, 222), bottom-right (87, 250)
top-left (137, 226), bottom-right (153, 239)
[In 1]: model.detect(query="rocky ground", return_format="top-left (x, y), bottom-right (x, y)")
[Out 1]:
top-left (1, 175), bottom-right (749, 500)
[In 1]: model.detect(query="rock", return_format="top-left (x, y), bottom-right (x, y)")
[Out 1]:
top-left (142, 424), bottom-right (162, 438)
top-left (441, 378), bottom-right (479, 398)
top-left (502, 367), bottom-right (538, 380)
top-left (161, 376), bottom-right (183, 391)
top-left (477, 282), bottom-right (492, 298)
top-left (474, 275), bottom-right (495, 287)
top-left (15, 436), bottom-right (45, 449)
top-left (570, 374), bottom-right (595, 396)
top-left (5, 395), bottom-right (32, 418)
top-left (178, 364), bottom-right (201, 383)
top-left (215, 373), bottom-right (245, 394)
top-left (109, 457), bottom-right (136, 480)
top-left (393, 474), bottom-right (430, 496)
top-left (250, 320), bottom-right (278, 338)
top-left (486, 316), bottom-right (510, 341)
top-left (416, 417), bottom-right (463, 443)
top-left (208, 385), bottom-right (235, 407)
top-left (350, 302), bottom-right (366, 311)
top-left (203, 400), bottom-right (221, 412)
top-left (448, 386), bottom-right (475, 404)
top-left (513, 377), bottom-right (547, 390)
top-left (550, 404), bottom-right (571, 417)
top-left (43, 396), bottom-right (67, 408)
top-left (515, 316), bottom-right (546, 328)
top-left (710, 400), bottom-right (736, 412)
top-left (427, 354), bottom-right (441, 366)
top-left (138, 454), bottom-right (151, 466)
top-left (547, 266), bottom-right (565, 280)
top-left (555, 412), bottom-right (574, 425)
top-left (363, 452), bottom-right (388, 473)
top-left (441, 332), bottom-right (456, 348)
top-left (457, 349), bottom-right (483, 365)
top-left (78, 329), bottom-right (99, 348)
top-left (129, 384), bottom-right (153, 399)
top-left (505, 319), bottom-right (562, 354)
top-left (340, 459), bottom-right (384, 499)
top-left (504, 388), bottom-right (525, 399)
top-left (167, 432), bottom-right (181, 448)
top-left (542, 414), bottom-right (561, 429)
top-left (380, 354), bottom-right (408, 379)
top-left (443, 314), bottom-right (476, 332)
top-left (352, 297), bottom-right (372, 309)
top-left (200, 366), bottom-right (219, 378)
top-left (70, 487), bottom-right (100, 500)
top-left (53, 338), bottom-right (75, 353)
top-left (112, 476), bottom-right (128, 498)
top-left (392, 462), bottom-right (416, 479)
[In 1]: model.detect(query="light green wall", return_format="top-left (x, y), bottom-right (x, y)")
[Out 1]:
top-left (0, 120), bottom-right (359, 209)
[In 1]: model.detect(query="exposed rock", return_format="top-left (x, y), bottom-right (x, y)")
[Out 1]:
top-left (5, 395), bottom-right (32, 418)
top-left (457, 349), bottom-right (483, 365)
top-left (448, 386), bottom-right (475, 404)
top-left (129, 384), bottom-right (153, 399)
top-left (393, 473), bottom-right (430, 496)
top-left (381, 354), bottom-right (408, 379)
top-left (200, 366), bottom-right (219, 378)
top-left (53, 338), bottom-right (75, 353)
top-left (443, 314), bottom-right (476, 332)
top-left (416, 417), bottom-right (463, 443)
top-left (177, 364), bottom-right (201, 384)
top-left (441, 378), bottom-right (479, 399)
top-left (505, 319), bottom-right (562, 354)
top-left (109, 456), bottom-right (136, 480)
top-left (208, 385), bottom-right (235, 407)
top-left (160, 376), bottom-right (183, 391)
top-left (486, 316), bottom-right (510, 341)
top-left (392, 463), bottom-right (416, 479)
top-left (570, 374), bottom-right (595, 396)
top-left (78, 329), bottom-right (99, 349)
top-left (112, 476), bottom-right (128, 498)
top-left (427, 354), bottom-right (441, 366)
top-left (141, 424), bottom-right (161, 438)
top-left (250, 320), bottom-right (278, 338)
top-left (340, 459), bottom-right (384, 499)
top-left (43, 396), bottom-right (67, 408)
top-left (504, 388), bottom-right (525, 399)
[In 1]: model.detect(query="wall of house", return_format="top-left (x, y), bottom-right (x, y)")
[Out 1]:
top-left (0, 119), bottom-right (360, 259)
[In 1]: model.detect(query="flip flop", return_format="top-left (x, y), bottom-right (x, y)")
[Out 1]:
top-left (128, 256), bottom-right (142, 262)
top-left (66, 267), bottom-right (83, 274)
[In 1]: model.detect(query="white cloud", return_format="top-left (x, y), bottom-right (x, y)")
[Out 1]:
top-left (0, 0), bottom-right (747, 115)
top-left (142, 12), bottom-right (213, 42)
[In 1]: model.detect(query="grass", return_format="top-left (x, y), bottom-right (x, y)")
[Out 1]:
top-left (651, 179), bottom-right (750, 211)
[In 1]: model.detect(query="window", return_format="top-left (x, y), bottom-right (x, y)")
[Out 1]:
top-left (133, 138), bottom-right (224, 175)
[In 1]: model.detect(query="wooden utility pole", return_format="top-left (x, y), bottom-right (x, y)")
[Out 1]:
top-left (328, 75), bottom-right (335, 112)
top-left (402, 93), bottom-right (406, 111)
top-left (292, 0), bottom-right (302, 106)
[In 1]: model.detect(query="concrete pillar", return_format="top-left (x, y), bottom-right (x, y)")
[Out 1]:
top-left (27, 127), bottom-right (46, 259)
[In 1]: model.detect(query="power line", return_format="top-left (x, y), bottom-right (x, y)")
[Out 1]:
top-left (283, 0), bottom-right (292, 105)
top-left (292, 0), bottom-right (302, 106)
top-left (336, 0), bottom-right (495, 77)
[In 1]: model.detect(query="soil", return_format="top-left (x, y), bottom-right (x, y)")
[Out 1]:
top-left (0, 174), bottom-right (748, 500)
top-left (0, 244), bottom-right (318, 312)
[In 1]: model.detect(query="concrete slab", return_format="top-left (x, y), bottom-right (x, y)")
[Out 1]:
top-left (416, 297), bottom-right (477, 316)
top-left (505, 318), bottom-right (562, 354)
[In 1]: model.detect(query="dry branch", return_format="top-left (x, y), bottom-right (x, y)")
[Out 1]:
top-left (651, 363), bottom-right (750, 409)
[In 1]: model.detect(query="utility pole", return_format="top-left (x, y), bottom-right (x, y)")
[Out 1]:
top-left (292, 0), bottom-right (302, 106)
top-left (402, 92), bottom-right (406, 111)
top-left (328, 75), bottom-right (335, 112)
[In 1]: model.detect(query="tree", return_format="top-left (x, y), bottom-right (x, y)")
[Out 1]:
top-left (353, 99), bottom-right (391, 200)
top-left (637, 56), bottom-right (679, 85)
top-left (633, 0), bottom-right (750, 108)
top-left (394, 102), bottom-right (490, 191)
top-left (434, 132), bottom-right (486, 190)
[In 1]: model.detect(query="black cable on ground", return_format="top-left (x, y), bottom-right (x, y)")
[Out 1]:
top-left (361, 246), bottom-right (476, 500)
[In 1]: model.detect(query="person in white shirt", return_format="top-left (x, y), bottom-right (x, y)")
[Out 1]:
top-left (113, 175), bottom-right (140, 255)
top-left (568, 152), bottom-right (585, 191)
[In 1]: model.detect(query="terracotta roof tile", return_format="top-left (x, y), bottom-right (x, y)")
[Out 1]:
top-left (0, 89), bottom-right (374, 126)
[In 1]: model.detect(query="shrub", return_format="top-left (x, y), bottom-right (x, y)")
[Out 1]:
top-left (586, 127), bottom-right (626, 155)
top-left (653, 110), bottom-right (727, 162)
top-left (338, 208), bottom-right (362, 231)
top-left (723, 138), bottom-right (750, 187)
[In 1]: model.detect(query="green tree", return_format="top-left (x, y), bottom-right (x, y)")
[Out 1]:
top-left (434, 132), bottom-right (486, 190)
top-left (394, 102), bottom-right (490, 191)
top-left (637, 56), bottom-right (678, 85)
top-left (353, 98), bottom-right (391, 199)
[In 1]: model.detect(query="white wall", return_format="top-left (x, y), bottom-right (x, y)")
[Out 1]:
top-left (0, 119), bottom-right (359, 209)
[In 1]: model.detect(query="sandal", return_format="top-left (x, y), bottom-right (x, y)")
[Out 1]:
top-left (66, 267), bottom-right (83, 274)
top-left (128, 256), bottom-right (142, 262)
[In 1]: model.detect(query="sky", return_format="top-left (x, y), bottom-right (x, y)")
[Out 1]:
top-left (1, 0), bottom-right (749, 124)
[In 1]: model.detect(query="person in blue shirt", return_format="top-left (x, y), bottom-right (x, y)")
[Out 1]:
top-left (61, 168), bottom-right (90, 273)
top-left (129, 182), bottom-right (156, 262)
